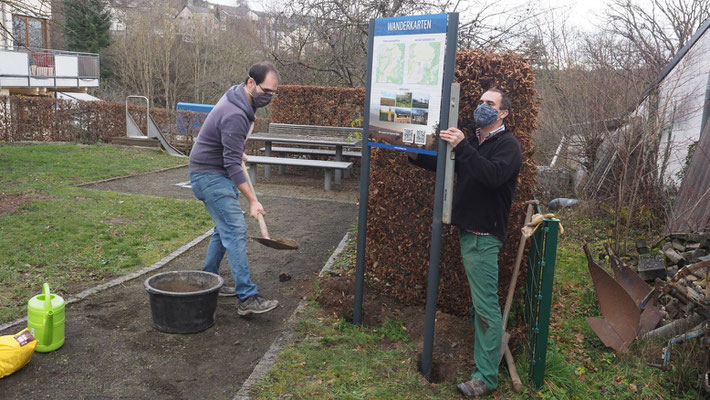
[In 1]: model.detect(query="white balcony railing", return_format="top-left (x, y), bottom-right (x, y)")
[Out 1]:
top-left (0, 45), bottom-right (100, 90)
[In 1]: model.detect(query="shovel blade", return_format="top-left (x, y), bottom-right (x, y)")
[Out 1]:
top-left (252, 237), bottom-right (299, 250)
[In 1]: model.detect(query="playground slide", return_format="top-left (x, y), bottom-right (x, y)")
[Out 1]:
top-left (125, 95), bottom-right (186, 157)
top-left (147, 114), bottom-right (186, 157)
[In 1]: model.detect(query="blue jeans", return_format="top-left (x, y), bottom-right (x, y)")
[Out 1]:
top-left (189, 170), bottom-right (258, 300)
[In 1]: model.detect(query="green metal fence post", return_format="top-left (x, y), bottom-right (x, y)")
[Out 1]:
top-left (531, 218), bottom-right (559, 387)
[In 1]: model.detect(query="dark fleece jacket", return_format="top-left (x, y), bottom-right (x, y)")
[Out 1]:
top-left (410, 127), bottom-right (522, 242)
top-left (188, 84), bottom-right (255, 186)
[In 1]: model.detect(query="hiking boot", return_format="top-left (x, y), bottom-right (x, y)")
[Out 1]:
top-left (218, 286), bottom-right (237, 297)
top-left (237, 295), bottom-right (279, 316)
top-left (457, 377), bottom-right (493, 397)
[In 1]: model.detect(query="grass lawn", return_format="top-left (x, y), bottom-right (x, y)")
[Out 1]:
top-left (0, 144), bottom-right (213, 324)
top-left (249, 212), bottom-right (705, 399)
top-left (253, 303), bottom-right (461, 400)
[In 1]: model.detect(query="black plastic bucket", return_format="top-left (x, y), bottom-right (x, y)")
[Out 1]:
top-left (144, 271), bottom-right (224, 334)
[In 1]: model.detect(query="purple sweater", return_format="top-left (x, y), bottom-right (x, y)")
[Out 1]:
top-left (188, 84), bottom-right (255, 186)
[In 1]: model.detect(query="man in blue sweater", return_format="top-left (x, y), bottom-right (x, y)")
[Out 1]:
top-left (411, 88), bottom-right (522, 397)
top-left (188, 62), bottom-right (280, 316)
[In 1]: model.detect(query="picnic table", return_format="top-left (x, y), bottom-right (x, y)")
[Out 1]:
top-left (248, 134), bottom-right (362, 183)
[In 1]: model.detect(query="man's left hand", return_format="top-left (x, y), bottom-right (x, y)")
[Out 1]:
top-left (439, 128), bottom-right (465, 147)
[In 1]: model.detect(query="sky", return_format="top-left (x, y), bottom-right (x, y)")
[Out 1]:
top-left (207, 0), bottom-right (654, 34)
top-left (547, 0), bottom-right (606, 32)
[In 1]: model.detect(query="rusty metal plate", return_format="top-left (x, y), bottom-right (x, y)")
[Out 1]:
top-left (584, 244), bottom-right (640, 350)
top-left (638, 304), bottom-right (664, 337)
top-left (586, 317), bottom-right (629, 352)
top-left (606, 244), bottom-right (653, 307)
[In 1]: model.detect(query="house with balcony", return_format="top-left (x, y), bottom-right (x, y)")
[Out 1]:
top-left (0, 0), bottom-right (100, 97)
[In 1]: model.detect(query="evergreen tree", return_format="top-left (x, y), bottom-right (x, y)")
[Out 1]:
top-left (62, 0), bottom-right (112, 54)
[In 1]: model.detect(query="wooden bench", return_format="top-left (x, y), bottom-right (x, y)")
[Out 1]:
top-left (260, 146), bottom-right (362, 158)
top-left (251, 123), bottom-right (362, 183)
top-left (267, 123), bottom-right (362, 143)
top-left (259, 146), bottom-right (361, 179)
top-left (245, 156), bottom-right (352, 191)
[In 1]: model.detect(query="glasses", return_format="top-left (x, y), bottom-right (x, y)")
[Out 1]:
top-left (258, 84), bottom-right (278, 96)
top-left (250, 75), bottom-right (278, 96)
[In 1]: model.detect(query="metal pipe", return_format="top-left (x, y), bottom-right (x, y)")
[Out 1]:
top-left (641, 312), bottom-right (704, 340)
top-left (549, 134), bottom-right (566, 168)
top-left (352, 19), bottom-right (376, 326)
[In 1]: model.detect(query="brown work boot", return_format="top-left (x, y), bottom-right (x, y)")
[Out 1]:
top-left (457, 377), bottom-right (493, 397)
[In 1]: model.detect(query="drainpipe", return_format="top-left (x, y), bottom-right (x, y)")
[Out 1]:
top-left (549, 134), bottom-right (566, 168)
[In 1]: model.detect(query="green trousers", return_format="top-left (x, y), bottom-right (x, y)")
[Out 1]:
top-left (460, 232), bottom-right (503, 390)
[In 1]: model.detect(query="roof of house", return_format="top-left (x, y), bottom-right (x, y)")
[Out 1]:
top-left (184, 4), bottom-right (213, 14)
top-left (636, 16), bottom-right (710, 106)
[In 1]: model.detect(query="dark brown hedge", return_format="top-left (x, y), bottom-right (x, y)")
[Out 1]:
top-left (270, 85), bottom-right (365, 127)
top-left (364, 49), bottom-right (539, 317)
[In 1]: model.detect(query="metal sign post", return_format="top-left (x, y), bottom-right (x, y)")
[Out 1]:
top-left (442, 83), bottom-right (460, 224)
top-left (421, 13), bottom-right (458, 381)
top-left (353, 20), bottom-right (376, 326)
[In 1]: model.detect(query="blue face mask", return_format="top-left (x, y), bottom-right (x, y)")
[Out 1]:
top-left (473, 103), bottom-right (499, 127)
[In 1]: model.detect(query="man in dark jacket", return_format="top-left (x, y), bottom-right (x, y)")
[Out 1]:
top-left (188, 62), bottom-right (280, 316)
top-left (411, 88), bottom-right (522, 397)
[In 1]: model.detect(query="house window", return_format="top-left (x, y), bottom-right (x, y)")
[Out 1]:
top-left (12, 15), bottom-right (49, 48)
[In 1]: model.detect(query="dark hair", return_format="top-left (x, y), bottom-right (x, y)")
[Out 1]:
top-left (488, 87), bottom-right (511, 111)
top-left (245, 61), bottom-right (280, 85)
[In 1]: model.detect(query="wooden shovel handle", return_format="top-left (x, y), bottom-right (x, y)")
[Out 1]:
top-left (242, 159), bottom-right (269, 238)
top-left (502, 201), bottom-right (536, 332)
top-left (504, 345), bottom-right (523, 392)
top-left (257, 213), bottom-right (270, 239)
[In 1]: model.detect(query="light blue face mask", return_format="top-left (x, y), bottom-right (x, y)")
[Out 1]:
top-left (473, 103), bottom-right (499, 127)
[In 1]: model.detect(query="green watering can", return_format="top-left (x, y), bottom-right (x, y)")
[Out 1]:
top-left (27, 283), bottom-right (65, 352)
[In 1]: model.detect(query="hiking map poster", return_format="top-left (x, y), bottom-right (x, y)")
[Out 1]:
top-left (367, 13), bottom-right (449, 155)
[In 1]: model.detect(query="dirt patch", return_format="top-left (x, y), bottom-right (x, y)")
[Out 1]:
top-left (0, 192), bottom-right (51, 216)
top-left (1, 171), bottom-right (357, 399)
top-left (317, 274), bottom-right (476, 383)
top-left (81, 165), bottom-right (359, 204)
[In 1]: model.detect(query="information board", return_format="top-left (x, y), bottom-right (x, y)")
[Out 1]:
top-left (366, 13), bottom-right (449, 155)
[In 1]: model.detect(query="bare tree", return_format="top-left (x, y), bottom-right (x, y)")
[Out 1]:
top-left (108, 4), bottom-right (262, 108)
top-left (263, 0), bottom-right (544, 87)
top-left (528, 0), bottom-right (710, 250)
top-left (605, 0), bottom-right (710, 72)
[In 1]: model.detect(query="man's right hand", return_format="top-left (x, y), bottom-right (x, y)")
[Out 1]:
top-left (249, 201), bottom-right (265, 219)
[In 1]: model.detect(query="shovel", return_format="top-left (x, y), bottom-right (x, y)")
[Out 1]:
top-left (242, 160), bottom-right (299, 250)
